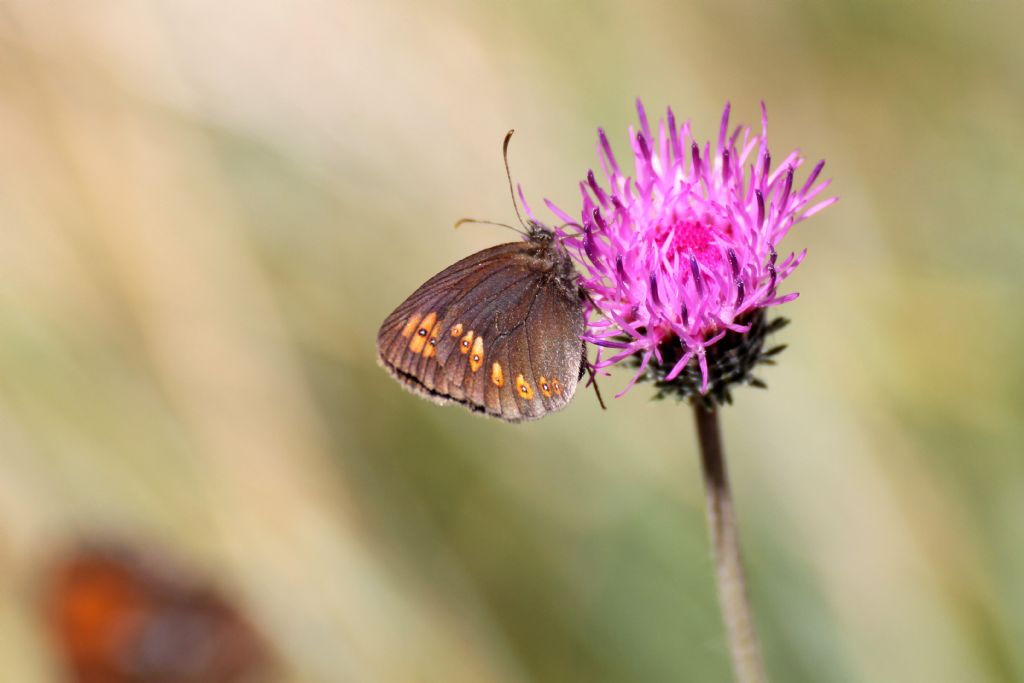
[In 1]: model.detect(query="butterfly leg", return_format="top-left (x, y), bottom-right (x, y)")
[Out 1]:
top-left (580, 347), bottom-right (607, 411)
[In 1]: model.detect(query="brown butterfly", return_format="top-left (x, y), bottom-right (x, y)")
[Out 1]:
top-left (376, 132), bottom-right (592, 422)
top-left (41, 543), bottom-right (274, 683)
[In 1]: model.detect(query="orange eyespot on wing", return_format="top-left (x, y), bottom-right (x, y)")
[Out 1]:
top-left (515, 374), bottom-right (535, 400)
top-left (491, 362), bottom-right (505, 387)
top-left (551, 378), bottom-right (563, 395)
top-left (450, 323), bottom-right (464, 338)
top-left (422, 324), bottom-right (441, 358)
top-left (459, 330), bottom-right (475, 354)
top-left (409, 312), bottom-right (438, 354)
top-left (538, 376), bottom-right (552, 398)
top-left (470, 337), bottom-right (485, 372)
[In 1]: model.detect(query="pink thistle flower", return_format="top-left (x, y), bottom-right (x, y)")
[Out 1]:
top-left (548, 100), bottom-right (837, 402)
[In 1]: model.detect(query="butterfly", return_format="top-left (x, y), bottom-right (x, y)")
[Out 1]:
top-left (42, 543), bottom-right (274, 683)
top-left (376, 132), bottom-right (593, 422)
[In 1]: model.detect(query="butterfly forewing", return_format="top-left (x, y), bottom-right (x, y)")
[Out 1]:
top-left (379, 244), bottom-right (529, 392)
top-left (377, 236), bottom-right (584, 422)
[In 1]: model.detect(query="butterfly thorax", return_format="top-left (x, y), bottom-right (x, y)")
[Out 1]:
top-left (525, 221), bottom-right (580, 298)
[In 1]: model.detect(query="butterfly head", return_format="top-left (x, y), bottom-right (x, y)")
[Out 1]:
top-left (525, 220), bottom-right (555, 242)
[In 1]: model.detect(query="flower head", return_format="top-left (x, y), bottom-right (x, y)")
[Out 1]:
top-left (545, 100), bottom-right (836, 402)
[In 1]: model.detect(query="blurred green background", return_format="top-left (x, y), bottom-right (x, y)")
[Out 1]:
top-left (1, 1), bottom-right (1022, 681)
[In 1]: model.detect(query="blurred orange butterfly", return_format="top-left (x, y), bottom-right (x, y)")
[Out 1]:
top-left (41, 544), bottom-right (275, 683)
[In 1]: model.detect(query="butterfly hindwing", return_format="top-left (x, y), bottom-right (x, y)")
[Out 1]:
top-left (522, 281), bottom-right (584, 413)
top-left (377, 237), bottom-right (584, 422)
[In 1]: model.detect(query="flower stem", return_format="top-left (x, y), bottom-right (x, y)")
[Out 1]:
top-left (692, 401), bottom-right (767, 683)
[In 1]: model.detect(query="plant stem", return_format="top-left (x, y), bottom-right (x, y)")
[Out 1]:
top-left (692, 401), bottom-right (767, 683)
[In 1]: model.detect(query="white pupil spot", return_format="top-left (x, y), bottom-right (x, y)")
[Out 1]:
top-left (417, 329), bottom-right (427, 336)
top-left (473, 354), bottom-right (480, 361)
top-left (542, 384), bottom-right (549, 391)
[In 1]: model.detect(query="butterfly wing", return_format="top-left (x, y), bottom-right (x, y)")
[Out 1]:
top-left (377, 241), bottom-right (584, 422)
top-left (44, 546), bottom-right (273, 683)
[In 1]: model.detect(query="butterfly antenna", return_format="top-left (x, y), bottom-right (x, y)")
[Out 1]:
top-left (454, 217), bottom-right (525, 235)
top-left (554, 221), bottom-right (584, 236)
top-left (503, 129), bottom-right (530, 231)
